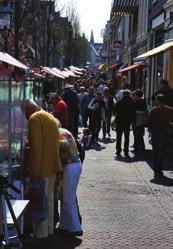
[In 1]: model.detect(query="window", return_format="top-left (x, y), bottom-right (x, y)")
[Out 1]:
top-left (152, 0), bottom-right (157, 4)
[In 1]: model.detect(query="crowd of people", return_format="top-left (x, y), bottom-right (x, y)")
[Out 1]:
top-left (21, 73), bottom-right (173, 243)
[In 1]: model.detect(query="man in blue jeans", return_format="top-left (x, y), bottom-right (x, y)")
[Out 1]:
top-left (148, 94), bottom-right (173, 177)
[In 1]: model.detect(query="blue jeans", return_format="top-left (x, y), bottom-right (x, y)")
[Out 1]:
top-left (151, 131), bottom-right (168, 172)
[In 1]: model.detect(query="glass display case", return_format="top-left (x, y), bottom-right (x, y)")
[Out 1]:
top-left (0, 79), bottom-right (27, 179)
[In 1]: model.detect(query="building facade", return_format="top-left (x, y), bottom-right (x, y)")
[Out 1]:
top-left (103, 0), bottom-right (173, 105)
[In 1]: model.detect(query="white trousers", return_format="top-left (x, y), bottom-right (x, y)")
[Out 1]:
top-left (33, 173), bottom-right (56, 238)
top-left (59, 162), bottom-right (82, 232)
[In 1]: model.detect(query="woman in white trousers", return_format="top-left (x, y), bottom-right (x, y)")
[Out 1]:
top-left (58, 128), bottom-right (83, 236)
top-left (59, 162), bottom-right (82, 234)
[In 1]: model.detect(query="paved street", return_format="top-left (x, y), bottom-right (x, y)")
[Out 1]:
top-left (77, 132), bottom-right (173, 249)
top-left (24, 131), bottom-right (173, 249)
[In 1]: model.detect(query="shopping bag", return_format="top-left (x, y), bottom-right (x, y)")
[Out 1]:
top-left (27, 179), bottom-right (48, 221)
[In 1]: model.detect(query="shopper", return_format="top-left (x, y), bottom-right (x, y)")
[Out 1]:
top-left (148, 94), bottom-right (173, 177)
top-left (132, 89), bottom-right (148, 153)
top-left (48, 93), bottom-right (68, 129)
top-left (114, 91), bottom-right (135, 156)
top-left (57, 127), bottom-right (83, 236)
top-left (22, 99), bottom-right (61, 239)
top-left (102, 87), bottom-right (114, 139)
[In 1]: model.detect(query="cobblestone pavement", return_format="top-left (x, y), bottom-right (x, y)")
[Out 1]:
top-left (24, 131), bottom-right (173, 249)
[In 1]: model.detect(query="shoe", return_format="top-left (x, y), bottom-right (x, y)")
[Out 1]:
top-left (124, 152), bottom-right (129, 157)
top-left (55, 228), bottom-right (68, 234)
top-left (66, 231), bottom-right (83, 237)
top-left (22, 235), bottom-right (52, 245)
top-left (56, 228), bottom-right (83, 237)
top-left (154, 170), bottom-right (164, 177)
top-left (116, 152), bottom-right (121, 156)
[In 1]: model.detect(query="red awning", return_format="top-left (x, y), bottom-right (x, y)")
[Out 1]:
top-left (0, 52), bottom-right (29, 70)
top-left (118, 64), bottom-right (141, 73)
top-left (109, 63), bottom-right (121, 70)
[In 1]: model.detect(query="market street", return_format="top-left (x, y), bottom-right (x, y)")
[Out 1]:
top-left (24, 131), bottom-right (173, 249)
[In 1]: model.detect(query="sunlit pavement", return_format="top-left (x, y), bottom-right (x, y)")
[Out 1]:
top-left (24, 130), bottom-right (173, 249)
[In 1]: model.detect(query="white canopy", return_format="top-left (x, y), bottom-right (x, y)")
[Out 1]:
top-left (42, 67), bottom-right (65, 79)
top-left (0, 52), bottom-right (29, 70)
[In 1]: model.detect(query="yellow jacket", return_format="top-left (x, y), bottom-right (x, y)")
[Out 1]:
top-left (28, 108), bottom-right (61, 178)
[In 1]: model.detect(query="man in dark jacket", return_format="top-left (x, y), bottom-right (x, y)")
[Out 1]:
top-left (152, 79), bottom-right (173, 107)
top-left (114, 91), bottom-right (135, 156)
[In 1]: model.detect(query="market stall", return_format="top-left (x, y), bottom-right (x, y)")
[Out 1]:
top-left (0, 51), bottom-right (29, 248)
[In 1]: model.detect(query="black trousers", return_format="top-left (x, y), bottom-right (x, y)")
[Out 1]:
top-left (82, 108), bottom-right (90, 127)
top-left (116, 125), bottom-right (130, 154)
top-left (91, 113), bottom-right (101, 143)
top-left (133, 126), bottom-right (145, 151)
top-left (151, 131), bottom-right (168, 173)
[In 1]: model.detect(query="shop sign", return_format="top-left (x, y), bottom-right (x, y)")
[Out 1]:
top-left (0, 12), bottom-right (10, 29)
top-left (112, 40), bottom-right (122, 51)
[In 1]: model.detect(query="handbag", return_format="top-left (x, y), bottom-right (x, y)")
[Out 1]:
top-left (166, 121), bottom-right (173, 136)
top-left (111, 115), bottom-right (116, 129)
top-left (26, 179), bottom-right (48, 221)
top-left (136, 111), bottom-right (147, 127)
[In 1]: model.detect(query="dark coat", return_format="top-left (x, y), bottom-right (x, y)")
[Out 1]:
top-left (152, 86), bottom-right (173, 107)
top-left (114, 96), bottom-right (135, 127)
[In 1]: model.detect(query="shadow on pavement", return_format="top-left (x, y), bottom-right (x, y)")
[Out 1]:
top-left (150, 175), bottom-right (173, 187)
top-left (114, 148), bottom-right (173, 186)
top-left (90, 143), bottom-right (106, 151)
top-left (23, 234), bottom-right (83, 249)
top-left (114, 149), bottom-right (153, 164)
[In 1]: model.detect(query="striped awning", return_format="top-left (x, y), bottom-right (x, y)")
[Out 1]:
top-left (112, 0), bottom-right (138, 14)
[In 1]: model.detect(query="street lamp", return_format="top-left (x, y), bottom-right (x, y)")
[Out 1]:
top-left (0, 0), bottom-right (12, 52)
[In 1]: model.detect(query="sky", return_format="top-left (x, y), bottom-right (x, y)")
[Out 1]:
top-left (57, 0), bottom-right (112, 43)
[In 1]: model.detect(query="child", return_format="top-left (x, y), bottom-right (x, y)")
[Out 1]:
top-left (81, 127), bottom-right (92, 149)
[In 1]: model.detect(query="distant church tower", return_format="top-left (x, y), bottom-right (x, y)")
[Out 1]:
top-left (90, 30), bottom-right (94, 44)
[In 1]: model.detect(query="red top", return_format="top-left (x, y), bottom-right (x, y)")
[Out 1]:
top-left (53, 99), bottom-right (68, 127)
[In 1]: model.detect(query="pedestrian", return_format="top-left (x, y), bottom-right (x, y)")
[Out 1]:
top-left (152, 79), bottom-right (173, 107)
top-left (148, 94), bottom-right (173, 177)
top-left (88, 91), bottom-right (106, 144)
top-left (22, 99), bottom-right (61, 239)
top-left (81, 86), bottom-right (95, 129)
top-left (81, 127), bottom-right (92, 149)
top-left (97, 78), bottom-right (106, 94)
top-left (115, 82), bottom-right (132, 102)
top-left (113, 91), bottom-right (135, 156)
top-left (63, 84), bottom-right (79, 138)
top-left (48, 92), bottom-right (68, 129)
top-left (132, 89), bottom-right (148, 153)
top-left (57, 127), bottom-right (83, 236)
top-left (102, 87), bottom-right (114, 140)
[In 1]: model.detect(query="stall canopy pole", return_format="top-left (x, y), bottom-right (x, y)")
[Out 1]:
top-left (8, 78), bottom-right (12, 181)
